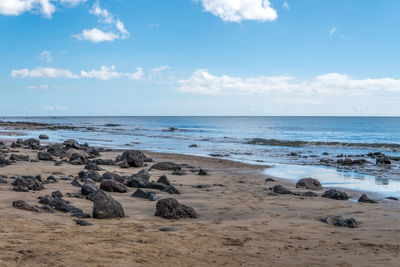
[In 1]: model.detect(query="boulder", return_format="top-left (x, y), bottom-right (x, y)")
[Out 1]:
top-left (92, 190), bottom-right (125, 219)
top-left (156, 175), bottom-right (171, 186)
top-left (69, 153), bottom-right (87, 165)
top-left (171, 170), bottom-right (185, 176)
top-left (296, 178), bottom-right (323, 190)
top-left (376, 156), bottom-right (391, 165)
top-left (117, 150), bottom-right (146, 167)
top-left (154, 198), bottom-right (197, 219)
top-left (132, 189), bottom-right (159, 201)
top-left (150, 162), bottom-right (181, 171)
top-left (64, 139), bottom-right (80, 149)
top-left (100, 179), bottom-right (128, 193)
top-left (320, 216), bottom-right (358, 228)
top-left (85, 162), bottom-right (103, 171)
top-left (322, 189), bottom-right (349, 200)
top-left (271, 185), bottom-right (292, 194)
top-left (101, 172), bottom-right (125, 183)
top-left (265, 178), bottom-right (276, 182)
top-left (162, 186), bottom-right (180, 194)
top-left (9, 154), bottom-right (29, 161)
top-left (147, 182), bottom-right (168, 190)
top-left (337, 158), bottom-right (367, 166)
top-left (85, 147), bottom-right (101, 158)
top-left (71, 178), bottom-right (82, 187)
top-left (92, 158), bottom-right (114, 166)
top-left (51, 190), bottom-right (63, 198)
top-left (81, 180), bottom-right (98, 196)
top-left (47, 144), bottom-right (66, 157)
top-left (198, 169), bottom-right (208, 176)
top-left (11, 176), bottom-right (44, 191)
top-left (23, 138), bottom-right (41, 150)
top-left (37, 151), bottom-right (53, 161)
top-left (39, 134), bottom-right (49, 140)
top-left (75, 219), bottom-right (92, 226)
top-left (358, 194), bottom-right (378, 203)
top-left (12, 200), bottom-right (40, 212)
top-left (78, 170), bottom-right (101, 182)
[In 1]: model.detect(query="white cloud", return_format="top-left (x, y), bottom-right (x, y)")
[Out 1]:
top-left (27, 84), bottom-right (49, 90)
top-left (178, 69), bottom-right (400, 96)
top-left (74, 1), bottom-right (129, 43)
top-left (11, 67), bottom-right (78, 78)
top-left (330, 26), bottom-right (337, 36)
top-left (42, 105), bottom-right (67, 112)
top-left (127, 68), bottom-right (144, 80)
top-left (199, 0), bottom-right (277, 22)
top-left (73, 28), bottom-right (119, 43)
top-left (81, 65), bottom-right (123, 80)
top-left (151, 65), bottom-right (171, 73)
top-left (282, 2), bottom-right (290, 10)
top-left (39, 50), bottom-right (52, 62)
top-left (0, 0), bottom-right (86, 18)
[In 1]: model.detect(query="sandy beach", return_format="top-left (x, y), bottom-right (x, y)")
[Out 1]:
top-left (0, 138), bottom-right (399, 267)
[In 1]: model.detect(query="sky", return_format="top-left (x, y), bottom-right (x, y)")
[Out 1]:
top-left (1, 0), bottom-right (400, 116)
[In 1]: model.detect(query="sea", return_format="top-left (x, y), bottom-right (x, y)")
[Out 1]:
top-left (1, 116), bottom-right (400, 198)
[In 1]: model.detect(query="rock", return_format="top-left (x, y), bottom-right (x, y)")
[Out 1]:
top-left (376, 156), bottom-right (391, 165)
top-left (302, 191), bottom-right (319, 197)
top-left (100, 179), bottom-right (128, 193)
top-left (47, 176), bottom-right (58, 183)
top-left (265, 178), bottom-right (276, 182)
top-left (150, 162), bottom-right (181, 171)
top-left (9, 154), bottom-right (29, 161)
top-left (12, 200), bottom-right (40, 212)
top-left (189, 144), bottom-right (198, 148)
top-left (13, 185), bottom-right (28, 192)
top-left (296, 178), bottom-right (323, 190)
top-left (71, 178), bottom-right (82, 187)
top-left (22, 138), bottom-right (40, 149)
top-left (198, 169), bottom-right (208, 176)
top-left (69, 153), bottom-right (87, 165)
top-left (193, 184), bottom-right (211, 189)
top-left (172, 170), bottom-right (185, 175)
top-left (47, 144), bottom-right (66, 157)
top-left (159, 227), bottom-right (179, 232)
top-left (101, 172), bottom-right (125, 183)
top-left (132, 169), bottom-right (150, 181)
top-left (85, 147), bottom-right (101, 158)
top-left (85, 162), bottom-right (103, 171)
top-left (321, 216), bottom-right (358, 228)
top-left (92, 190), bottom-right (125, 219)
top-left (156, 175), bottom-right (171, 186)
top-left (147, 182), bottom-right (168, 191)
top-left (81, 180), bottom-right (98, 196)
top-left (75, 219), bottom-right (92, 226)
top-left (117, 150), bottom-right (146, 167)
top-left (386, 197), bottom-right (399, 201)
top-left (337, 158), bottom-right (367, 166)
top-left (358, 194), bottom-right (378, 203)
top-left (92, 158), bottom-right (114, 166)
top-left (162, 186), bottom-right (180, 194)
top-left (271, 185), bottom-right (293, 194)
top-left (37, 151), bottom-right (53, 161)
top-left (126, 169), bottom-right (150, 188)
top-left (322, 189), bottom-right (349, 200)
top-left (51, 190), bottom-right (63, 198)
top-left (11, 176), bottom-right (44, 191)
top-left (64, 139), bottom-right (80, 149)
top-left (0, 177), bottom-right (7, 183)
top-left (0, 157), bottom-right (11, 167)
top-left (48, 197), bottom-right (84, 215)
top-left (78, 170), bottom-right (101, 182)
top-left (155, 198), bottom-right (197, 219)
top-left (132, 189), bottom-right (159, 201)
top-left (39, 134), bottom-right (49, 140)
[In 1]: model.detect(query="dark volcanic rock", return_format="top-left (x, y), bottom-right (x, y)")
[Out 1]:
top-left (85, 147), bottom-right (101, 158)
top-left (23, 138), bottom-right (41, 150)
top-left (10, 154), bottom-right (29, 161)
top-left (322, 189), bottom-right (349, 200)
top-left (13, 185), bottom-right (29, 192)
top-left (51, 190), bottom-right (63, 198)
top-left (321, 216), bottom-right (358, 228)
top-left (376, 156), bottom-right (391, 165)
top-left (78, 170), bottom-right (101, 182)
top-left (126, 169), bottom-right (150, 188)
top-left (162, 186), bottom-right (180, 194)
top-left (147, 182), bottom-right (168, 190)
top-left (296, 178), bottom-right (323, 190)
top-left (64, 139), bottom-right (80, 149)
top-left (171, 170), bottom-right (185, 175)
top-left (92, 190), bottom-right (125, 219)
top-left (71, 178), bottom-right (82, 187)
top-left (75, 219), bottom-right (92, 226)
top-left (12, 176), bottom-right (44, 191)
top-left (189, 144), bottom-right (198, 148)
top-left (155, 198), bottom-right (197, 219)
top-left (198, 169), bottom-right (208, 176)
top-left (69, 153), bottom-right (87, 165)
top-left (92, 158), bottom-right (114, 166)
top-left (37, 151), bottom-right (53, 161)
top-left (47, 144), bottom-right (66, 157)
top-left (117, 150), bottom-right (146, 167)
top-left (150, 162), bottom-right (181, 171)
top-left (358, 194), bottom-right (378, 203)
top-left (39, 134), bottom-right (49, 140)
top-left (156, 175), bottom-right (171, 186)
top-left (0, 157), bottom-right (12, 167)
top-left (271, 185), bottom-right (293, 194)
top-left (337, 158), bottom-right (367, 166)
top-left (85, 162), bottom-right (103, 171)
top-left (101, 172), bottom-right (125, 183)
top-left (100, 179), bottom-right (128, 193)
top-left (81, 180), bottom-right (98, 196)
top-left (265, 178), bottom-right (276, 182)
top-left (386, 196), bottom-right (399, 201)
top-left (132, 189), bottom-right (159, 201)
top-left (13, 200), bottom-right (40, 212)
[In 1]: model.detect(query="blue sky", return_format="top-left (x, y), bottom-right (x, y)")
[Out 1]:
top-left (1, 0), bottom-right (400, 116)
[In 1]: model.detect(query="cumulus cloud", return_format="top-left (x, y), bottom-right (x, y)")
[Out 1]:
top-left (0, 0), bottom-right (86, 18)
top-left (199, 0), bottom-right (277, 22)
top-left (12, 65), bottom-right (145, 81)
top-left (39, 50), bottom-right (52, 62)
top-left (178, 69), bottom-right (400, 96)
top-left (74, 1), bottom-right (129, 43)
top-left (11, 67), bottom-right (78, 78)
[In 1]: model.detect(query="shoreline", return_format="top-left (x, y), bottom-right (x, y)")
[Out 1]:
top-left (0, 138), bottom-right (399, 265)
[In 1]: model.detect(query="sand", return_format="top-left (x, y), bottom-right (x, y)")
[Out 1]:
top-left (0, 148), bottom-right (399, 266)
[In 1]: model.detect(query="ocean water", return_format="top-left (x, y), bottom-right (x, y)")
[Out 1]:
top-left (1, 116), bottom-right (400, 197)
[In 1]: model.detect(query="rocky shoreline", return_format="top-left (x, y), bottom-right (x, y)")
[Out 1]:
top-left (0, 136), bottom-right (399, 266)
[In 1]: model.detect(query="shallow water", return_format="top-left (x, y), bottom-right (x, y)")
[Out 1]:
top-left (2, 116), bottom-right (400, 197)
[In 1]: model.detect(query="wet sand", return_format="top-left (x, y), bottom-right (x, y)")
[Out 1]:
top-left (0, 147), bottom-right (400, 266)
